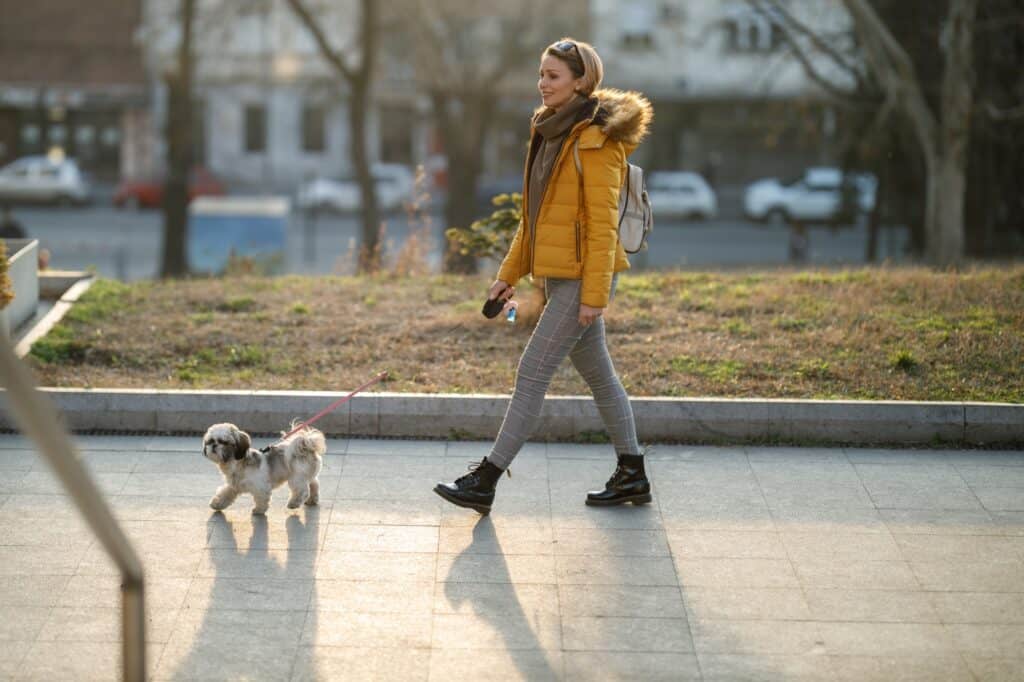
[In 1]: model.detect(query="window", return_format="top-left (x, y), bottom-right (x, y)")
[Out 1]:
top-left (20, 124), bottom-right (40, 146)
top-left (244, 105), bottom-right (266, 153)
top-left (101, 126), bottom-right (120, 147)
top-left (75, 126), bottom-right (96, 145)
top-left (727, 8), bottom-right (783, 53)
top-left (48, 124), bottom-right (68, 145)
top-left (379, 106), bottom-right (414, 165)
top-left (620, 3), bottom-right (656, 50)
top-left (302, 105), bottom-right (326, 153)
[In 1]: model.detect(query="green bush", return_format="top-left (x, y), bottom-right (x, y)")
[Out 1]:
top-left (0, 241), bottom-right (13, 311)
top-left (446, 192), bottom-right (522, 260)
top-left (890, 349), bottom-right (919, 373)
top-left (216, 297), bottom-right (258, 313)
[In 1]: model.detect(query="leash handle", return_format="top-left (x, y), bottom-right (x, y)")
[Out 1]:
top-left (261, 370), bottom-right (388, 451)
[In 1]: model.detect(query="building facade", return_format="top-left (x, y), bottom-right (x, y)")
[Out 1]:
top-left (589, 0), bottom-right (857, 185)
top-left (141, 0), bottom-right (589, 191)
top-left (0, 0), bottom-right (150, 179)
top-left (140, 0), bottom-right (431, 191)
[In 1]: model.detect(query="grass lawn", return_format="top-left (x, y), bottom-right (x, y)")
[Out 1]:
top-left (25, 266), bottom-right (1024, 403)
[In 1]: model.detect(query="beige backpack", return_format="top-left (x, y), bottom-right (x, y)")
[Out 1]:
top-left (573, 139), bottom-right (653, 254)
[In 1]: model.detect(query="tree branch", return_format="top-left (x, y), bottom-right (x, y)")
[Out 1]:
top-left (986, 101), bottom-right (1024, 120)
top-left (841, 0), bottom-right (938, 159)
top-left (408, 0), bottom-right (456, 90)
top-left (285, 0), bottom-right (355, 82)
top-left (357, 0), bottom-right (377, 81)
top-left (748, 0), bottom-right (865, 86)
top-left (778, 39), bottom-right (862, 100)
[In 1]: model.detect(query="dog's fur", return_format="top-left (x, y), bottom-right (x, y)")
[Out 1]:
top-left (202, 422), bottom-right (325, 514)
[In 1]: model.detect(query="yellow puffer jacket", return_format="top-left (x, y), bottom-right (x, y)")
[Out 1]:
top-left (497, 88), bottom-right (653, 308)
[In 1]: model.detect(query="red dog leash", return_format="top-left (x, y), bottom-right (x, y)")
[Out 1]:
top-left (260, 370), bottom-right (388, 451)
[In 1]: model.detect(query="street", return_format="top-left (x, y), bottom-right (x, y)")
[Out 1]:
top-left (11, 201), bottom-right (910, 281)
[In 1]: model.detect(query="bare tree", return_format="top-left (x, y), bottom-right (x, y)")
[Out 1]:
top-left (751, 0), bottom-right (979, 266)
top-left (160, 0), bottom-right (196, 278)
top-left (845, 0), bottom-right (978, 267)
top-left (403, 1), bottom-right (555, 273)
top-left (152, 0), bottom-right (241, 277)
top-left (287, 0), bottom-right (381, 272)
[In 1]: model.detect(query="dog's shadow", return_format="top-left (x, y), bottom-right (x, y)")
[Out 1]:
top-left (166, 508), bottom-right (320, 680)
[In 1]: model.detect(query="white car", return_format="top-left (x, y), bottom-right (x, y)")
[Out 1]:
top-left (645, 171), bottom-right (717, 220)
top-left (296, 163), bottom-right (414, 213)
top-left (0, 156), bottom-right (92, 205)
top-left (744, 167), bottom-right (877, 225)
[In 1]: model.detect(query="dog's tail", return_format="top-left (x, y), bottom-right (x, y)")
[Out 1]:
top-left (285, 425), bottom-right (327, 460)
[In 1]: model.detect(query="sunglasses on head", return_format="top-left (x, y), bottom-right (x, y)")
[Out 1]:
top-left (553, 40), bottom-right (580, 57)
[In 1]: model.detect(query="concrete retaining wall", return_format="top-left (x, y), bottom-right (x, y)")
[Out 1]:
top-left (0, 388), bottom-right (1020, 446)
top-left (1, 239), bottom-right (39, 336)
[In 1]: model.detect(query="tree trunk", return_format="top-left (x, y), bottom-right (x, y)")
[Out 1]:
top-left (352, 0), bottom-right (380, 273)
top-left (928, 154), bottom-right (968, 266)
top-left (286, 0), bottom-right (379, 272)
top-left (927, 0), bottom-right (977, 267)
top-left (865, 175), bottom-right (882, 262)
top-left (443, 147), bottom-right (484, 273)
top-left (434, 92), bottom-right (495, 274)
top-left (160, 0), bottom-right (195, 278)
top-left (349, 79), bottom-right (381, 272)
top-left (842, 0), bottom-right (976, 267)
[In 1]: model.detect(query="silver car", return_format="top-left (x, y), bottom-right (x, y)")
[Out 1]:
top-left (0, 156), bottom-right (92, 205)
top-left (744, 167), bottom-right (877, 226)
top-left (295, 163), bottom-right (414, 213)
top-left (645, 171), bottom-right (718, 220)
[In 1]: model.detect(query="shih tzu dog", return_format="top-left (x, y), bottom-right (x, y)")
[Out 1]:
top-left (202, 422), bottom-right (326, 514)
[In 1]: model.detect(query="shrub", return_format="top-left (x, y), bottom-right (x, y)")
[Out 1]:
top-left (0, 241), bottom-right (11, 311)
top-left (890, 349), bottom-right (919, 373)
top-left (217, 297), bottom-right (258, 313)
top-left (446, 193), bottom-right (522, 260)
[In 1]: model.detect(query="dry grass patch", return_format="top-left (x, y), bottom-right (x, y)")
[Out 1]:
top-left (27, 266), bottom-right (1024, 402)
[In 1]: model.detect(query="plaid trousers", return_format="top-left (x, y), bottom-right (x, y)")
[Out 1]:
top-left (488, 277), bottom-right (641, 470)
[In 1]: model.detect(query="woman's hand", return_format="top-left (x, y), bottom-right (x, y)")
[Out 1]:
top-left (488, 280), bottom-right (514, 301)
top-left (579, 304), bottom-right (603, 326)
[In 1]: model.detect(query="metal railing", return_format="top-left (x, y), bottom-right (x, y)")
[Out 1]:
top-left (0, 332), bottom-right (145, 680)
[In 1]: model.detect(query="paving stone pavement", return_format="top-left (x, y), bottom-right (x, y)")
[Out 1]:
top-left (0, 434), bottom-right (1023, 681)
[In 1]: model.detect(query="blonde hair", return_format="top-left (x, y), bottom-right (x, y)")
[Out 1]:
top-left (544, 37), bottom-right (603, 97)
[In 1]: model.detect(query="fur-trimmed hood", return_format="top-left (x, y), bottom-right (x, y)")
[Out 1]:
top-left (532, 88), bottom-right (653, 149)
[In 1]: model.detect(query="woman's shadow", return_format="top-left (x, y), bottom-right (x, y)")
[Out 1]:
top-left (443, 517), bottom-right (561, 680)
top-left (165, 508), bottom-right (320, 680)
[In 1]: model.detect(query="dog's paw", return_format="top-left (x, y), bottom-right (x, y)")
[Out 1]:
top-left (209, 500), bottom-right (227, 511)
top-left (304, 497), bottom-right (319, 506)
top-left (252, 507), bottom-right (268, 515)
top-left (287, 499), bottom-right (302, 509)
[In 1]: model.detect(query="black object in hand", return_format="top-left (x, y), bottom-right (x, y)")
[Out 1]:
top-left (482, 295), bottom-right (509, 319)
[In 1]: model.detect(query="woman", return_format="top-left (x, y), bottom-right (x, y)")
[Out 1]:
top-left (434, 38), bottom-right (654, 514)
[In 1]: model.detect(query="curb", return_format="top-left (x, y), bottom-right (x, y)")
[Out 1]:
top-left (14, 274), bottom-right (94, 358)
top-left (0, 388), bottom-right (1020, 446)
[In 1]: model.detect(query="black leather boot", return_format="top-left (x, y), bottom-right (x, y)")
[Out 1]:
top-left (586, 453), bottom-right (652, 506)
top-left (434, 457), bottom-right (505, 514)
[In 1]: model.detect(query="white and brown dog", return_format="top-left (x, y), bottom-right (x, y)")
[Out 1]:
top-left (202, 423), bottom-right (326, 514)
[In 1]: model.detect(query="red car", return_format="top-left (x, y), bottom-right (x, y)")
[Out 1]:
top-left (113, 168), bottom-right (225, 209)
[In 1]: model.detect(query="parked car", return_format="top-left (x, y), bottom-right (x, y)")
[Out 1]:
top-left (645, 171), bottom-right (717, 220)
top-left (113, 167), bottom-right (226, 209)
top-left (296, 163), bottom-right (414, 213)
top-left (0, 155), bottom-right (92, 205)
top-left (743, 167), bottom-right (877, 226)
